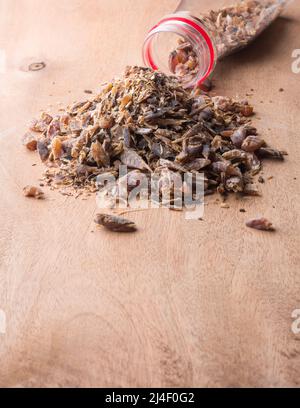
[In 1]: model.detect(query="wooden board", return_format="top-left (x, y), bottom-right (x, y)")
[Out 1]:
top-left (0, 0), bottom-right (300, 388)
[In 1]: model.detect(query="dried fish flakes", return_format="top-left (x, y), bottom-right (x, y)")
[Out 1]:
top-left (169, 1), bottom-right (287, 85)
top-left (23, 66), bottom-right (284, 208)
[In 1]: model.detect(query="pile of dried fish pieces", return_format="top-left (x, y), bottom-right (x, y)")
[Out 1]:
top-left (23, 66), bottom-right (285, 206)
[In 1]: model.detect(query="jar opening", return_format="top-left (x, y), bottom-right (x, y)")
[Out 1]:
top-left (143, 15), bottom-right (216, 88)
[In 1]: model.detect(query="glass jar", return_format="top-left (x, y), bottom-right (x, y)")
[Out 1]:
top-left (143, 0), bottom-right (290, 88)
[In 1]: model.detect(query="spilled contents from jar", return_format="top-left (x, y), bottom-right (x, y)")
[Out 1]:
top-left (22, 66), bottom-right (286, 230)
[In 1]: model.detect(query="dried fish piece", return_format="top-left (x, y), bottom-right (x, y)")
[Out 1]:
top-left (51, 137), bottom-right (63, 160)
top-left (41, 112), bottom-right (53, 125)
top-left (184, 158), bottom-right (211, 171)
top-left (231, 126), bottom-right (247, 148)
top-left (99, 116), bottom-right (114, 129)
top-left (241, 136), bottom-right (265, 152)
top-left (91, 141), bottom-right (110, 167)
top-left (240, 105), bottom-right (254, 117)
top-left (23, 185), bottom-right (44, 199)
top-left (94, 213), bottom-right (137, 232)
top-left (29, 112), bottom-right (53, 133)
top-left (122, 126), bottom-right (132, 148)
top-left (120, 149), bottom-right (151, 172)
top-left (199, 107), bottom-right (214, 121)
top-left (220, 130), bottom-right (234, 138)
top-left (246, 217), bottom-right (274, 231)
top-left (22, 132), bottom-right (38, 151)
top-left (37, 139), bottom-right (49, 162)
top-left (120, 94), bottom-right (132, 109)
top-left (212, 161), bottom-right (241, 177)
top-left (211, 135), bottom-right (223, 150)
top-left (22, 66), bottom-right (284, 212)
top-left (222, 149), bottom-right (246, 161)
top-left (257, 147), bottom-right (285, 161)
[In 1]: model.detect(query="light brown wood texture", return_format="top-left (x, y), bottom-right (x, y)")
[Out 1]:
top-left (0, 0), bottom-right (300, 388)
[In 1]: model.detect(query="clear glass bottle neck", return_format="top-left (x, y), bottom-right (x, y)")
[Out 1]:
top-left (143, 13), bottom-right (217, 88)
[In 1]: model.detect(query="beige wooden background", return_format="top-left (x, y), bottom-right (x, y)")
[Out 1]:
top-left (0, 0), bottom-right (300, 387)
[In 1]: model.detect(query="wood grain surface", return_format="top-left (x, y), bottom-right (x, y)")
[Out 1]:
top-left (0, 0), bottom-right (300, 388)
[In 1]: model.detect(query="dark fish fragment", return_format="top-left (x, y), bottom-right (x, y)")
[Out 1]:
top-left (186, 143), bottom-right (203, 157)
top-left (37, 139), bottom-right (49, 161)
top-left (94, 213), bottom-right (137, 232)
top-left (120, 149), bottom-right (152, 172)
top-left (231, 126), bottom-right (247, 148)
top-left (184, 158), bottom-right (211, 171)
top-left (246, 217), bottom-right (274, 231)
top-left (122, 126), bottom-right (132, 148)
top-left (241, 136), bottom-right (265, 153)
top-left (198, 107), bottom-right (214, 121)
top-left (151, 143), bottom-right (175, 159)
top-left (182, 123), bottom-right (203, 140)
top-left (258, 176), bottom-right (265, 183)
top-left (143, 109), bottom-right (166, 121)
top-left (257, 147), bottom-right (285, 161)
top-left (76, 164), bottom-right (102, 177)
